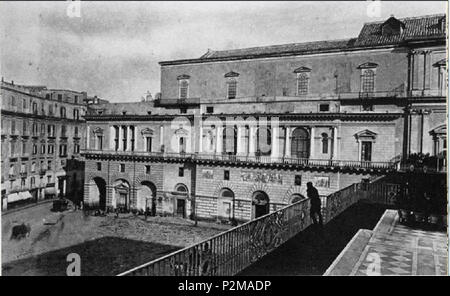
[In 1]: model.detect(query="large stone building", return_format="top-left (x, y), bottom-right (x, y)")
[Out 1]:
top-left (1, 79), bottom-right (89, 210)
top-left (82, 14), bottom-right (446, 223)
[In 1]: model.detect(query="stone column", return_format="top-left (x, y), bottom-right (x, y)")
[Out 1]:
top-left (332, 126), bottom-right (338, 160)
top-left (118, 126), bottom-right (123, 151)
top-left (198, 122), bottom-right (203, 154)
top-left (86, 126), bottom-right (90, 149)
top-left (284, 126), bottom-right (291, 158)
top-left (248, 125), bottom-right (256, 156)
top-left (159, 125), bottom-right (164, 152)
top-left (216, 127), bottom-right (223, 154)
top-left (271, 126), bottom-right (279, 160)
top-left (126, 126), bottom-right (132, 151)
top-left (110, 126), bottom-right (115, 150)
top-left (236, 125), bottom-right (243, 155)
top-left (310, 126), bottom-right (315, 159)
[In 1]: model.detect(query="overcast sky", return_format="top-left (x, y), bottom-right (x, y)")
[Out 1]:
top-left (0, 1), bottom-right (446, 102)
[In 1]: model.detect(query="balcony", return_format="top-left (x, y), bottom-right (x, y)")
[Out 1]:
top-left (81, 149), bottom-right (398, 172)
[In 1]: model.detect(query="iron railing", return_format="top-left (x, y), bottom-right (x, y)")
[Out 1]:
top-left (82, 149), bottom-right (397, 170)
top-left (118, 178), bottom-right (382, 276)
top-left (118, 197), bottom-right (312, 276)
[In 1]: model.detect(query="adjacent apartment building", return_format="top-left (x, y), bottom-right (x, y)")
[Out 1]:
top-left (80, 14), bottom-right (445, 223)
top-left (1, 79), bottom-right (89, 210)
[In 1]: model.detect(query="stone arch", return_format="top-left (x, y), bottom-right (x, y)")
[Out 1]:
top-left (213, 181), bottom-right (237, 197)
top-left (217, 187), bottom-right (235, 221)
top-left (246, 182), bottom-right (271, 201)
top-left (136, 180), bottom-right (157, 213)
top-left (252, 191), bottom-right (270, 219)
top-left (87, 176), bottom-right (107, 210)
top-left (112, 178), bottom-right (131, 211)
top-left (282, 185), bottom-right (308, 204)
top-left (174, 183), bottom-right (189, 218)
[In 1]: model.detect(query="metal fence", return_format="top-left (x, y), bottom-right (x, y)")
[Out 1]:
top-left (118, 177), bottom-right (391, 276)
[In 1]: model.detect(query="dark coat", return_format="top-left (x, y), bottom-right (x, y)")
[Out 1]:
top-left (307, 186), bottom-right (321, 210)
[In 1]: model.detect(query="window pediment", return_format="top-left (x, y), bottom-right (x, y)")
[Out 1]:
top-left (177, 74), bottom-right (190, 80)
top-left (224, 71), bottom-right (240, 78)
top-left (174, 127), bottom-right (189, 136)
top-left (357, 62), bottom-right (378, 69)
top-left (293, 66), bottom-right (311, 73)
top-left (355, 129), bottom-right (377, 140)
top-left (141, 128), bottom-right (154, 136)
top-left (93, 127), bottom-right (104, 134)
top-left (433, 59), bottom-right (446, 68)
top-left (430, 124), bottom-right (446, 136)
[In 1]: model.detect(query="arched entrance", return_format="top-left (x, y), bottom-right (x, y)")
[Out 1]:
top-left (136, 181), bottom-right (157, 214)
top-left (290, 194), bottom-right (306, 204)
top-left (89, 177), bottom-right (107, 210)
top-left (112, 179), bottom-right (130, 212)
top-left (252, 191), bottom-right (270, 219)
top-left (291, 128), bottom-right (310, 158)
top-left (218, 188), bottom-right (234, 222)
top-left (174, 184), bottom-right (188, 218)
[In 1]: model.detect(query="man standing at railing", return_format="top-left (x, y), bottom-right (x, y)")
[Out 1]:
top-left (307, 182), bottom-right (323, 226)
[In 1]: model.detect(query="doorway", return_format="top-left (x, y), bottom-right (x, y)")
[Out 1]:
top-left (252, 191), bottom-right (270, 219)
top-left (176, 198), bottom-right (186, 218)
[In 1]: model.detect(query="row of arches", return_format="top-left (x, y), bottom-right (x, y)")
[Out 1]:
top-left (205, 126), bottom-right (314, 158)
top-left (88, 177), bottom-right (306, 220)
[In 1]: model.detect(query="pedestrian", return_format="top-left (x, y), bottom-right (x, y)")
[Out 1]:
top-left (307, 182), bottom-right (323, 226)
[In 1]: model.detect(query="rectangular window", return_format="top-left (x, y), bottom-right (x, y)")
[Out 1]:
top-left (47, 175), bottom-right (52, 183)
top-left (297, 73), bottom-right (309, 95)
top-left (74, 144), bottom-right (80, 154)
top-left (179, 80), bottom-right (189, 99)
top-left (22, 141), bottom-right (27, 154)
top-left (362, 104), bottom-right (373, 111)
top-left (33, 144), bottom-right (37, 155)
top-left (361, 141), bottom-right (372, 162)
top-left (178, 167), bottom-right (184, 177)
top-left (22, 121), bottom-right (27, 135)
top-left (206, 106), bottom-right (214, 114)
top-left (97, 162), bottom-right (102, 171)
top-left (145, 165), bottom-right (151, 174)
top-left (295, 175), bottom-right (302, 186)
top-left (224, 170), bottom-right (230, 181)
top-left (146, 137), bottom-right (152, 152)
top-left (48, 160), bottom-right (52, 170)
top-left (180, 108), bottom-right (187, 114)
top-left (227, 80), bottom-right (237, 99)
top-left (58, 94), bottom-right (62, 101)
top-left (48, 144), bottom-right (54, 154)
top-left (10, 142), bottom-right (16, 157)
top-left (21, 178), bottom-right (26, 188)
top-left (11, 120), bottom-right (15, 134)
top-left (361, 69), bottom-right (375, 93)
top-left (319, 104), bottom-right (329, 112)
top-left (120, 164), bottom-right (125, 173)
top-left (41, 144), bottom-right (45, 154)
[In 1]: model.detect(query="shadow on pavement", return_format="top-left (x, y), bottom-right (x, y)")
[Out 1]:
top-left (238, 201), bottom-right (389, 276)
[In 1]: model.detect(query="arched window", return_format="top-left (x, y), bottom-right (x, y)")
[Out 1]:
top-left (291, 128), bottom-right (310, 158)
top-left (297, 73), bottom-right (309, 95)
top-left (175, 184), bottom-right (188, 193)
top-left (220, 188), bottom-right (234, 198)
top-left (321, 133), bottom-right (329, 154)
top-left (361, 69), bottom-right (375, 93)
top-left (223, 126), bottom-right (237, 155)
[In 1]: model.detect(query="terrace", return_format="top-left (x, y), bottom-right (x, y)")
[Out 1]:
top-left (82, 149), bottom-right (398, 173)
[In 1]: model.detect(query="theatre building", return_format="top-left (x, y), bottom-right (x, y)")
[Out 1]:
top-left (82, 14), bottom-right (446, 223)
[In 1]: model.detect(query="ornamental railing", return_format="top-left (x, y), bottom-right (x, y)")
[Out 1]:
top-left (118, 178), bottom-right (378, 276)
top-left (82, 149), bottom-right (397, 170)
top-left (118, 197), bottom-right (313, 276)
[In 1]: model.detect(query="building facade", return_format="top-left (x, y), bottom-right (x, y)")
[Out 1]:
top-left (1, 79), bottom-right (88, 210)
top-left (82, 14), bottom-right (446, 223)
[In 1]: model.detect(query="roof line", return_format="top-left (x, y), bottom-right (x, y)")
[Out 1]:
top-left (361, 13), bottom-right (445, 25)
